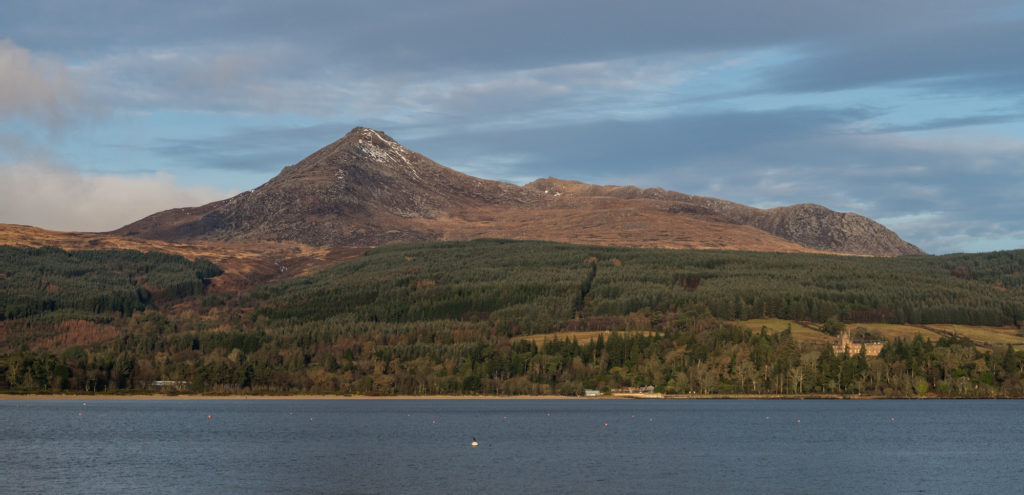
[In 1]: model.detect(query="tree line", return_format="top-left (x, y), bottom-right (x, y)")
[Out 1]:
top-left (4, 310), bottom-right (1023, 397)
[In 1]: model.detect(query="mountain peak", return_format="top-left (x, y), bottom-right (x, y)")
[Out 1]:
top-left (346, 127), bottom-right (418, 171)
top-left (280, 127), bottom-right (414, 177)
top-left (346, 126), bottom-right (396, 141)
top-left (342, 127), bottom-right (404, 156)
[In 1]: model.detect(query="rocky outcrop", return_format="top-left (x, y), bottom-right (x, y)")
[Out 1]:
top-left (115, 127), bottom-right (924, 256)
top-left (745, 204), bottom-right (923, 256)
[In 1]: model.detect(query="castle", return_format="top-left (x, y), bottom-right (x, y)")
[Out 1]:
top-left (832, 330), bottom-right (884, 357)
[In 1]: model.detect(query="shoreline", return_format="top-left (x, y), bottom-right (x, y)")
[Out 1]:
top-left (2, 393), bottom-right (1013, 400)
top-left (0, 393), bottom-right (574, 401)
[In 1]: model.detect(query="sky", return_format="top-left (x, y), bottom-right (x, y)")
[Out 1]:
top-left (2, 1), bottom-right (1023, 254)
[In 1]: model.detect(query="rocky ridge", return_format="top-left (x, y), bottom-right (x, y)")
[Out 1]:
top-left (523, 178), bottom-right (923, 256)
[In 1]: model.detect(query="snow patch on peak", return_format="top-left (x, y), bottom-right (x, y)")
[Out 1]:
top-left (355, 130), bottom-right (420, 179)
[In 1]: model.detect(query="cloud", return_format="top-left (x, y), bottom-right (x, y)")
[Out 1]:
top-left (145, 122), bottom-right (362, 172)
top-left (6, 2), bottom-right (1018, 123)
top-left (763, 18), bottom-right (1024, 95)
top-left (403, 106), bottom-right (878, 181)
top-left (0, 39), bottom-right (82, 128)
top-left (872, 113), bottom-right (1024, 134)
top-left (4, 1), bottom-right (997, 74)
top-left (76, 43), bottom-right (343, 115)
top-left (0, 163), bottom-right (232, 232)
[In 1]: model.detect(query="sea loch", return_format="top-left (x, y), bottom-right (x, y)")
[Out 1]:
top-left (3, 398), bottom-right (1022, 494)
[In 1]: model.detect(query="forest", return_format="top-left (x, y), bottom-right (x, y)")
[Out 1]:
top-left (2, 240), bottom-right (1023, 397)
top-left (1, 246), bottom-right (222, 320)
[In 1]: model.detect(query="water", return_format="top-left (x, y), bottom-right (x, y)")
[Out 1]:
top-left (2, 399), bottom-right (1022, 494)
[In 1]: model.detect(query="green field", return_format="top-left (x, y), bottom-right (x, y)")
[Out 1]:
top-left (735, 318), bottom-right (1024, 351)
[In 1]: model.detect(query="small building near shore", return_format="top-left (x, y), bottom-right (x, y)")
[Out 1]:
top-left (833, 330), bottom-right (884, 357)
top-left (150, 380), bottom-right (190, 391)
top-left (611, 385), bottom-right (664, 399)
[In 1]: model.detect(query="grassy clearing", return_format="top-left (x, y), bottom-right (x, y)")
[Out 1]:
top-left (524, 320), bottom-right (1023, 351)
top-left (846, 323), bottom-right (946, 342)
top-left (734, 319), bottom-right (1023, 351)
top-left (927, 324), bottom-right (1024, 348)
top-left (520, 330), bottom-right (656, 345)
top-left (734, 319), bottom-right (833, 344)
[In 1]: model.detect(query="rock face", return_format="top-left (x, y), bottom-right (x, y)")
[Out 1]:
top-left (745, 204), bottom-right (922, 256)
top-left (115, 127), bottom-right (924, 256)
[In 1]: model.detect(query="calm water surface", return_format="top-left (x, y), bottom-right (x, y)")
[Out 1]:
top-left (2, 399), bottom-right (1022, 494)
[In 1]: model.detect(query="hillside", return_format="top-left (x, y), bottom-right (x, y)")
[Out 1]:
top-left (249, 240), bottom-right (1024, 329)
top-left (0, 224), bottom-right (365, 291)
top-left (2, 240), bottom-right (1021, 397)
top-left (114, 127), bottom-right (923, 256)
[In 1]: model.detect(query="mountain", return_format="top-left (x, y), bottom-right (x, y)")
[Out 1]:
top-left (115, 128), bottom-right (536, 246)
top-left (114, 127), bottom-right (924, 256)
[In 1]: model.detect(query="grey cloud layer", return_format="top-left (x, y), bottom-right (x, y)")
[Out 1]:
top-left (763, 18), bottom-right (1024, 94)
top-left (7, 1), bottom-right (1011, 75)
top-left (0, 40), bottom-right (83, 128)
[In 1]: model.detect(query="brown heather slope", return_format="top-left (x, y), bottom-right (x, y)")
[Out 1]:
top-left (524, 178), bottom-right (924, 256)
top-left (112, 127), bottom-right (923, 257)
top-left (0, 224), bottom-right (363, 291)
top-left (432, 199), bottom-right (818, 252)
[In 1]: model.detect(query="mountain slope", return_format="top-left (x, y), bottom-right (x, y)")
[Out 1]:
top-left (114, 127), bottom-right (923, 256)
top-left (0, 224), bottom-right (364, 290)
top-left (524, 178), bottom-right (923, 256)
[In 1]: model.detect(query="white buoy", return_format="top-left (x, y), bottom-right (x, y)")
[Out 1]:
top-left (471, 437), bottom-right (479, 447)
